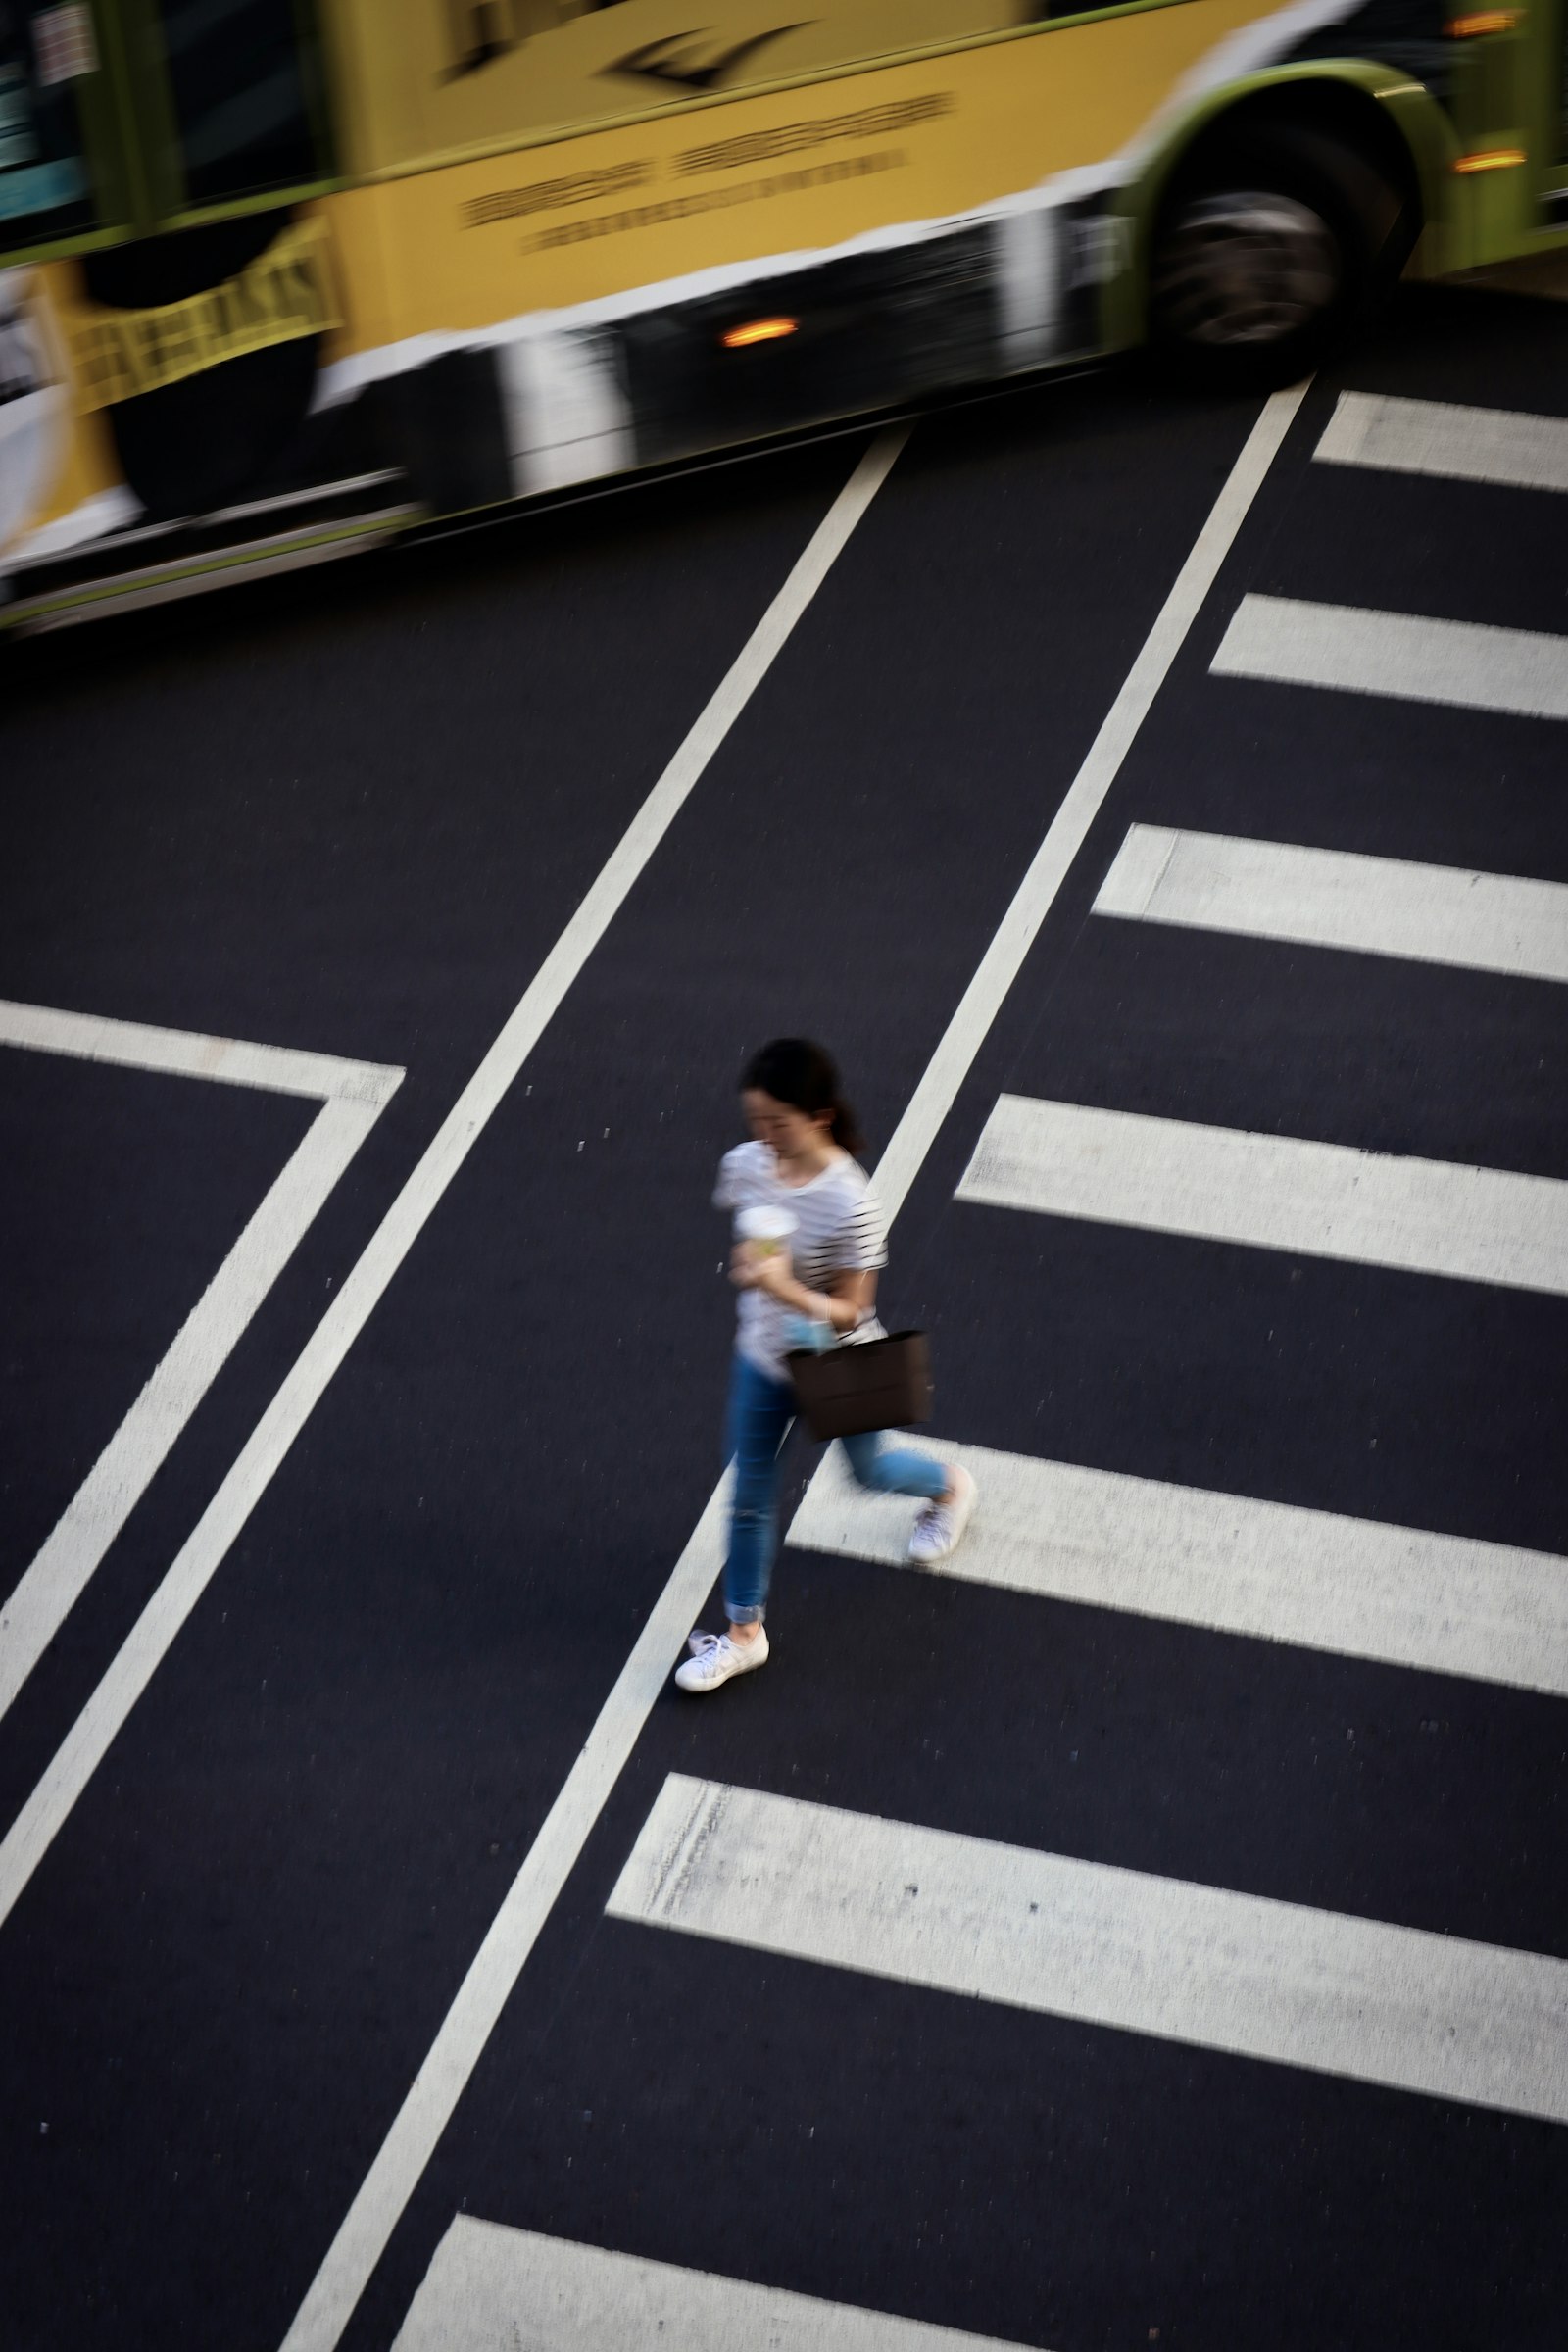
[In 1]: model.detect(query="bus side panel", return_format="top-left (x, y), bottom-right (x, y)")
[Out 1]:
top-left (322, 0), bottom-right (1306, 504)
top-left (0, 0), bottom-right (1466, 614)
top-left (3, 0), bottom-right (1286, 579)
top-left (367, 1), bottom-right (1278, 325)
top-left (325, 0), bottom-right (1029, 178)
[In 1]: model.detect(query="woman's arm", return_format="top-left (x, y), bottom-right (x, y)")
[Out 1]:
top-left (737, 1253), bottom-right (876, 1334)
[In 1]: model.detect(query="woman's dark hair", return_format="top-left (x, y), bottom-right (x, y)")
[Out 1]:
top-left (742, 1038), bottom-right (865, 1157)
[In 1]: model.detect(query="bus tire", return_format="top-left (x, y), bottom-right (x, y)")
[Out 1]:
top-left (1147, 120), bottom-right (1414, 387)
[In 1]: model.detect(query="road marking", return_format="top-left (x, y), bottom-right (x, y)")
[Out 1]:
top-left (0, 1004), bottom-right (402, 1724)
top-left (956, 1095), bottom-right (1568, 1298)
top-left (791, 1440), bottom-right (1568, 1695)
top-left (1315, 391), bottom-right (1568, 495)
top-left (392, 2217), bottom-right (1040, 2352)
top-left (1210, 594), bottom-right (1568, 720)
top-left (1092, 825), bottom-right (1568, 985)
top-left (276, 385), bottom-right (1309, 2352)
top-left (610, 1777), bottom-right (1568, 2127)
top-left (868, 387), bottom-right (1306, 1219)
top-left (0, 1000), bottom-right (400, 1102)
top-left (0, 431), bottom-right (907, 1945)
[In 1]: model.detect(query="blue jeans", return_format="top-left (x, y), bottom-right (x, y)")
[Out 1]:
top-left (722, 1350), bottom-right (948, 1625)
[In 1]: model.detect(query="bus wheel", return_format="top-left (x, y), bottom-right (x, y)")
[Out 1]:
top-left (1148, 122), bottom-right (1413, 386)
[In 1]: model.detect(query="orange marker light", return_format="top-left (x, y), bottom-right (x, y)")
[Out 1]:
top-left (1446, 8), bottom-right (1519, 29)
top-left (721, 317), bottom-right (799, 349)
top-left (1452, 147), bottom-right (1528, 172)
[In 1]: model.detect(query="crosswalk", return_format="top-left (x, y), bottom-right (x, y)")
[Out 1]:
top-left (393, 2218), bottom-right (1039, 2350)
top-left (1314, 390), bottom-right (1568, 495)
top-left (609, 1776), bottom-right (1568, 2124)
top-left (1211, 593), bottom-right (1568, 718)
top-left (790, 1439), bottom-right (1568, 1694)
top-left (1093, 824), bottom-right (1568, 983)
top-left (956, 1092), bottom-right (1568, 1296)
top-left (398, 387), bottom-right (1568, 2345)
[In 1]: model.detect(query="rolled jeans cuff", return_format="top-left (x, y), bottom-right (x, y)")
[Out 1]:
top-left (724, 1601), bottom-right (766, 1626)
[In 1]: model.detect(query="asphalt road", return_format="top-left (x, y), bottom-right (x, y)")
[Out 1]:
top-left (3, 279), bottom-right (1566, 2352)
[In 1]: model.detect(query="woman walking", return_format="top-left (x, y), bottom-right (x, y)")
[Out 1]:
top-left (677, 1038), bottom-right (977, 1694)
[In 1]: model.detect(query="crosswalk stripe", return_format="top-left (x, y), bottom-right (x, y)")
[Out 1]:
top-left (391, 2216), bottom-right (1039, 2351)
top-left (1210, 594), bottom-right (1568, 720)
top-left (788, 1440), bottom-right (1568, 1696)
top-left (956, 1094), bottom-right (1568, 1298)
top-left (1093, 824), bottom-right (1568, 984)
top-left (609, 1777), bottom-right (1568, 2126)
top-left (1314, 391), bottom-right (1568, 495)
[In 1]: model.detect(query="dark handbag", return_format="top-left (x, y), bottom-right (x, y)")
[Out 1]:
top-left (786, 1330), bottom-right (933, 1442)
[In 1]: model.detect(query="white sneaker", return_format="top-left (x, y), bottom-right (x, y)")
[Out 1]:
top-left (907, 1467), bottom-right (977, 1566)
top-left (674, 1626), bottom-right (770, 1693)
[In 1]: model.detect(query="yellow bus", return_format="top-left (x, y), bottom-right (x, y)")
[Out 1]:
top-left (1, 0), bottom-right (1561, 629)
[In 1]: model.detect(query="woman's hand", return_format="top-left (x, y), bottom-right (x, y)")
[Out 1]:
top-left (745, 1249), bottom-right (797, 1300)
top-left (728, 1250), bottom-right (875, 1331)
top-left (731, 1243), bottom-right (794, 1298)
top-left (730, 1242), bottom-right (784, 1292)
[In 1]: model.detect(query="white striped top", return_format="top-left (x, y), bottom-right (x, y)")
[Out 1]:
top-left (715, 1140), bottom-right (888, 1377)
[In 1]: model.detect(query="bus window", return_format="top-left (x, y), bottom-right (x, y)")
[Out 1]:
top-left (150, 0), bottom-right (329, 204)
top-left (0, 2), bottom-right (98, 242)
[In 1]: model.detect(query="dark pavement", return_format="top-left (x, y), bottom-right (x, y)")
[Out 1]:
top-left (3, 281), bottom-right (1566, 2352)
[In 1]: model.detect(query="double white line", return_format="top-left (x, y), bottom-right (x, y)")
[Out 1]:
top-left (0, 1002), bottom-right (402, 1723)
top-left (275, 386), bottom-right (1312, 2352)
top-left (0, 435), bottom-right (912, 1937)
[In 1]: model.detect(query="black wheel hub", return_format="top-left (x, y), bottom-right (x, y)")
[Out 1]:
top-left (1153, 191), bottom-right (1341, 347)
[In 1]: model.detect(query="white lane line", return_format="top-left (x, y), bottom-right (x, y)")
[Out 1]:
top-left (956, 1095), bottom-right (1568, 1298)
top-left (0, 1097), bottom-right (384, 1720)
top-left (1210, 594), bottom-right (1568, 721)
top-left (790, 1440), bottom-right (1568, 1696)
top-left (0, 1007), bottom-right (404, 1724)
top-left (0, 431), bottom-right (907, 1944)
top-left (0, 998), bottom-right (400, 1104)
top-left (1093, 825), bottom-right (1568, 985)
top-left (1315, 391), bottom-right (1568, 495)
top-left (276, 385), bottom-right (1309, 2352)
top-left (867, 386), bottom-right (1309, 1217)
top-left (610, 1777), bottom-right (1568, 2127)
top-left (392, 2216), bottom-right (1040, 2352)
